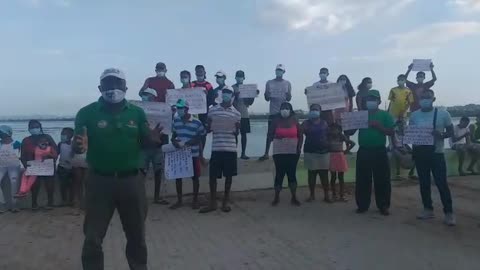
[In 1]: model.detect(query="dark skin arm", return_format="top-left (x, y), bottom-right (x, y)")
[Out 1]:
top-left (452, 128), bottom-right (470, 143)
top-left (296, 121), bottom-right (304, 154)
top-left (138, 79), bottom-right (149, 97)
top-left (343, 135), bottom-right (356, 153)
top-left (348, 96), bottom-right (354, 112)
top-left (430, 63), bottom-right (437, 83)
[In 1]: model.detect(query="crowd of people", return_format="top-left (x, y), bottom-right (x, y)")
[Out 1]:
top-left (0, 61), bottom-right (476, 270)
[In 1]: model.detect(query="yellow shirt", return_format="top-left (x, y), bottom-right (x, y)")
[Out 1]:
top-left (388, 87), bottom-right (413, 118)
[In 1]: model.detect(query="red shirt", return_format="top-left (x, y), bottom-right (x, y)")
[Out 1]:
top-left (145, 76), bottom-right (175, 102)
top-left (191, 80), bottom-right (213, 92)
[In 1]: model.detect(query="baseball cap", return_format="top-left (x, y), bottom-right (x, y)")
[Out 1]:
top-left (222, 86), bottom-right (234, 94)
top-left (176, 99), bottom-right (189, 108)
top-left (276, 64), bottom-right (285, 71)
top-left (235, 70), bottom-right (245, 77)
top-left (0, 125), bottom-right (12, 137)
top-left (142, 88), bottom-right (158, 97)
top-left (100, 68), bottom-right (126, 81)
top-left (367, 90), bottom-right (381, 99)
top-left (215, 71), bottom-right (227, 78)
top-left (155, 62), bottom-right (166, 70)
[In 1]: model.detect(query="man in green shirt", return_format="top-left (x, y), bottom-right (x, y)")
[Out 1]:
top-left (353, 90), bottom-right (394, 216)
top-left (75, 68), bottom-right (163, 270)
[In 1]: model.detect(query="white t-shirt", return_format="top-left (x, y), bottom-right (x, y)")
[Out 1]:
top-left (449, 125), bottom-right (469, 148)
top-left (58, 142), bottom-right (73, 169)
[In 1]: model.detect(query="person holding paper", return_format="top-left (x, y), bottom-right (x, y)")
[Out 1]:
top-left (169, 99), bottom-right (206, 210)
top-left (307, 67), bottom-right (335, 124)
top-left (409, 89), bottom-right (455, 226)
top-left (356, 77), bottom-right (373, 111)
top-left (75, 68), bottom-right (165, 270)
top-left (233, 70), bottom-right (258, 160)
top-left (269, 102), bottom-right (303, 206)
top-left (302, 104), bottom-right (330, 203)
top-left (388, 74), bottom-right (414, 122)
top-left (192, 65), bottom-right (214, 155)
top-left (138, 62), bottom-right (175, 102)
top-left (337, 74), bottom-right (356, 114)
top-left (350, 90), bottom-right (394, 216)
top-left (200, 87), bottom-right (241, 214)
top-left (259, 64), bottom-right (292, 161)
top-left (405, 62), bottom-right (437, 111)
top-left (180, 70), bottom-right (193, 89)
top-left (19, 120), bottom-right (58, 210)
top-left (0, 125), bottom-right (22, 213)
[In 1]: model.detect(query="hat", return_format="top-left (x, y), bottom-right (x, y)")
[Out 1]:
top-left (222, 86), bottom-right (234, 93)
top-left (215, 71), bottom-right (227, 78)
top-left (143, 88), bottom-right (158, 97)
top-left (0, 125), bottom-right (12, 137)
top-left (276, 64), bottom-right (285, 71)
top-left (367, 90), bottom-right (381, 99)
top-left (176, 99), bottom-right (189, 108)
top-left (235, 70), bottom-right (245, 77)
top-left (155, 62), bottom-right (166, 70)
top-left (100, 68), bottom-right (126, 81)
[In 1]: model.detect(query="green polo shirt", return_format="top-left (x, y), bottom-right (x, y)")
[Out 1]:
top-left (358, 110), bottom-right (394, 148)
top-left (74, 98), bottom-right (149, 173)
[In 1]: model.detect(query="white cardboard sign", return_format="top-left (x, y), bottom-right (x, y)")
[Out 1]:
top-left (403, 126), bottom-right (434, 145)
top-left (26, 159), bottom-right (55, 176)
top-left (166, 88), bottom-right (207, 114)
top-left (340, 111), bottom-right (369, 130)
top-left (129, 101), bottom-right (172, 134)
top-left (306, 83), bottom-right (345, 111)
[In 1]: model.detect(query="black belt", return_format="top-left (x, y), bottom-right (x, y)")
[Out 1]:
top-left (94, 169), bottom-right (139, 178)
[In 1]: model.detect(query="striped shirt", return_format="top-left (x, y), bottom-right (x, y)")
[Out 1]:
top-left (208, 105), bottom-right (241, 152)
top-left (172, 115), bottom-right (206, 157)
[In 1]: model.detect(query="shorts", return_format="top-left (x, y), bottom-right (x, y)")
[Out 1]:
top-left (57, 166), bottom-right (73, 180)
top-left (72, 153), bottom-right (88, 168)
top-left (304, 153), bottom-right (330, 170)
top-left (142, 148), bottom-right (163, 172)
top-left (240, 118), bottom-right (251, 134)
top-left (209, 151), bottom-right (237, 179)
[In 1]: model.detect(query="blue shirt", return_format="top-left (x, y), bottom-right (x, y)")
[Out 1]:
top-left (409, 108), bottom-right (453, 153)
top-left (172, 116), bottom-right (206, 157)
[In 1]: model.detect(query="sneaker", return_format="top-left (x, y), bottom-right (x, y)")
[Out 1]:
top-left (444, 213), bottom-right (457, 226)
top-left (417, 209), bottom-right (435, 220)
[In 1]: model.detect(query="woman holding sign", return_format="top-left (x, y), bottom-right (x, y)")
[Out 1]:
top-left (269, 102), bottom-right (303, 206)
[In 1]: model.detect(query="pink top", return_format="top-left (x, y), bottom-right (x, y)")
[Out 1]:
top-left (275, 125), bottom-right (298, 139)
top-left (34, 146), bottom-right (53, 160)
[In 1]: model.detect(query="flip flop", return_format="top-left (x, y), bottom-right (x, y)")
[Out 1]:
top-left (199, 206), bottom-right (217, 214)
top-left (221, 205), bottom-right (232, 213)
top-left (154, 199), bottom-right (170, 205)
top-left (169, 202), bottom-right (183, 210)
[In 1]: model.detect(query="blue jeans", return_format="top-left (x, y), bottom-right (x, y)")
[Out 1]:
top-left (414, 153), bottom-right (453, 214)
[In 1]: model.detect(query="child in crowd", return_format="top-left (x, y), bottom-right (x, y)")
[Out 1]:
top-left (0, 125), bottom-right (22, 213)
top-left (390, 119), bottom-right (415, 179)
top-left (57, 128), bottom-right (75, 206)
top-left (71, 149), bottom-right (88, 209)
top-left (328, 124), bottom-right (355, 201)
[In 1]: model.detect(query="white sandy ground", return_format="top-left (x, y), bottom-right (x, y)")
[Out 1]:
top-left (0, 176), bottom-right (479, 270)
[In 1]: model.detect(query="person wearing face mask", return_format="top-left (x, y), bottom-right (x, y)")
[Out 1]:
top-left (337, 75), bottom-right (356, 113)
top-left (191, 65), bottom-right (214, 157)
top-left (306, 68), bottom-right (335, 124)
top-left (57, 127), bottom-right (75, 207)
top-left (75, 68), bottom-right (165, 270)
top-left (260, 64), bottom-right (292, 161)
top-left (405, 62), bottom-right (437, 111)
top-left (409, 89), bottom-right (456, 226)
top-left (356, 77), bottom-right (373, 111)
top-left (232, 70), bottom-right (258, 160)
top-left (180, 70), bottom-right (192, 89)
top-left (349, 90), bottom-right (394, 216)
top-left (268, 102), bottom-right (303, 206)
top-left (200, 87), bottom-right (241, 214)
top-left (139, 88), bottom-right (158, 102)
top-left (388, 74), bottom-right (414, 122)
top-left (138, 62), bottom-right (175, 102)
top-left (19, 120), bottom-right (58, 209)
top-left (0, 125), bottom-right (22, 213)
top-left (301, 104), bottom-right (330, 202)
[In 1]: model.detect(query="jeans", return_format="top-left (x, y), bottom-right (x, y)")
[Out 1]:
top-left (414, 153), bottom-right (453, 214)
top-left (273, 154), bottom-right (299, 192)
top-left (355, 147), bottom-right (391, 211)
top-left (0, 166), bottom-right (21, 209)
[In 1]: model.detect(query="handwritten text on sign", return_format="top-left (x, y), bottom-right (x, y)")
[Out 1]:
top-left (340, 111), bottom-right (369, 130)
top-left (411, 59), bottom-right (432, 72)
top-left (26, 159), bottom-right (55, 176)
top-left (166, 88), bottom-right (207, 114)
top-left (164, 147), bottom-right (194, 180)
top-left (403, 126), bottom-right (434, 146)
top-left (306, 83), bottom-right (345, 111)
top-left (238, 84), bottom-right (258, 98)
top-left (0, 149), bottom-right (20, 167)
top-left (129, 101), bottom-right (172, 134)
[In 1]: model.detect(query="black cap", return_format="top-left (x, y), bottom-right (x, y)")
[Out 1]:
top-left (235, 70), bottom-right (245, 77)
top-left (155, 62), bottom-right (166, 70)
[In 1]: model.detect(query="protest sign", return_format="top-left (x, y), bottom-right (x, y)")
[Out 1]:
top-left (340, 111), bottom-right (369, 130)
top-left (211, 116), bottom-right (237, 133)
top-left (306, 83), bottom-right (345, 111)
top-left (403, 126), bottom-right (434, 145)
top-left (0, 149), bottom-right (20, 167)
top-left (239, 84), bottom-right (258, 98)
top-left (164, 147), bottom-right (194, 180)
top-left (411, 59), bottom-right (432, 72)
top-left (25, 159), bottom-right (55, 176)
top-left (129, 101), bottom-right (172, 134)
top-left (166, 88), bottom-right (207, 114)
top-left (272, 138), bottom-right (298, 155)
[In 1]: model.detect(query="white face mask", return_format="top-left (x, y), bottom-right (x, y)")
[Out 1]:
top-left (102, 89), bottom-right (126, 104)
top-left (280, 109), bottom-right (290, 118)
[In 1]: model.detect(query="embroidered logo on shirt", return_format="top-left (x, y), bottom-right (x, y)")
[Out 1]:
top-left (97, 120), bottom-right (108, 128)
top-left (126, 120), bottom-right (138, 128)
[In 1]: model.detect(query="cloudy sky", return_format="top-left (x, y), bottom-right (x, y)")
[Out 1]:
top-left (1, 0), bottom-right (479, 117)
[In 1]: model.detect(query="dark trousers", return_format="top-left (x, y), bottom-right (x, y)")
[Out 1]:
top-left (273, 154), bottom-right (299, 192)
top-left (58, 166), bottom-right (74, 204)
top-left (82, 172), bottom-right (148, 270)
top-left (31, 176), bottom-right (54, 207)
top-left (355, 147), bottom-right (391, 211)
top-left (414, 153), bottom-right (453, 213)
